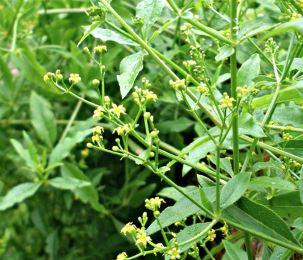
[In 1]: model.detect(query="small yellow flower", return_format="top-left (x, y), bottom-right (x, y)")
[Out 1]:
top-left (55, 69), bottom-right (63, 81)
top-left (220, 92), bottom-right (234, 109)
top-left (93, 126), bottom-right (104, 134)
top-left (145, 197), bottom-right (165, 211)
top-left (121, 222), bottom-right (137, 236)
top-left (197, 83), bottom-right (209, 94)
top-left (93, 45), bottom-right (107, 53)
top-left (43, 72), bottom-right (54, 82)
top-left (81, 148), bottom-right (89, 158)
top-left (116, 252), bottom-right (127, 260)
top-left (111, 103), bottom-right (126, 118)
top-left (93, 106), bottom-right (104, 119)
top-left (207, 229), bottom-right (216, 241)
top-left (92, 135), bottom-right (102, 143)
top-left (290, 13), bottom-right (301, 21)
top-left (113, 124), bottom-right (131, 136)
top-left (144, 89), bottom-right (157, 102)
top-left (69, 73), bottom-right (81, 84)
top-left (168, 247), bottom-right (181, 259)
top-left (282, 132), bottom-right (293, 141)
top-left (169, 79), bottom-right (186, 91)
top-left (104, 96), bottom-right (111, 104)
top-left (135, 229), bottom-right (151, 248)
top-left (112, 146), bottom-right (120, 151)
top-left (92, 79), bottom-right (100, 86)
top-left (236, 86), bottom-right (249, 98)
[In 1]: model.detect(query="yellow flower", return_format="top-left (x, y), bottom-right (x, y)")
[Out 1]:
top-left (207, 229), bottom-right (216, 241)
top-left (145, 197), bottom-right (165, 211)
top-left (169, 79), bottom-right (186, 90)
top-left (94, 45), bottom-right (107, 53)
top-left (135, 229), bottom-right (151, 248)
top-left (92, 79), bottom-right (100, 86)
top-left (168, 247), bottom-right (181, 259)
top-left (220, 92), bottom-right (234, 109)
top-left (282, 132), bottom-right (293, 141)
top-left (81, 148), bottom-right (89, 158)
top-left (93, 126), bottom-right (104, 134)
top-left (121, 222), bottom-right (137, 236)
top-left (144, 89), bottom-right (157, 102)
top-left (92, 135), bottom-right (102, 143)
top-left (43, 72), bottom-right (54, 82)
top-left (197, 83), bottom-right (209, 94)
top-left (69, 73), bottom-right (81, 84)
top-left (290, 13), bottom-right (301, 21)
top-left (111, 103), bottom-right (126, 118)
top-left (93, 106), bottom-right (104, 119)
top-left (236, 86), bottom-right (249, 98)
top-left (113, 124), bottom-right (130, 136)
top-left (116, 252), bottom-right (127, 260)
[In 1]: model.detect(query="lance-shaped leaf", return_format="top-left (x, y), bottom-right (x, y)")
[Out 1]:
top-left (237, 53), bottom-right (260, 86)
top-left (88, 27), bottom-right (138, 46)
top-left (0, 182), bottom-right (41, 211)
top-left (30, 91), bottom-right (57, 148)
top-left (117, 52), bottom-right (144, 99)
top-left (136, 0), bottom-right (165, 34)
top-left (48, 176), bottom-right (91, 190)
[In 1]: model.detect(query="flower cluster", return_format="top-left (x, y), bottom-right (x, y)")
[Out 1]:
top-left (236, 85), bottom-right (249, 98)
top-left (69, 73), bottom-right (81, 85)
top-left (93, 106), bottom-right (104, 119)
top-left (169, 79), bottom-right (186, 91)
top-left (168, 247), bottom-right (181, 259)
top-left (132, 86), bottom-right (157, 105)
top-left (220, 92), bottom-right (234, 109)
top-left (282, 132), bottom-right (293, 141)
top-left (91, 126), bottom-right (104, 144)
top-left (113, 124), bottom-right (131, 136)
top-left (93, 45), bottom-right (107, 54)
top-left (145, 197), bottom-right (165, 212)
top-left (197, 82), bottom-right (209, 94)
top-left (110, 103), bottom-right (126, 118)
top-left (207, 229), bottom-right (216, 242)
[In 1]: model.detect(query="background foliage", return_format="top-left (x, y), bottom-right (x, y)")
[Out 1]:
top-left (1, 0), bottom-right (303, 259)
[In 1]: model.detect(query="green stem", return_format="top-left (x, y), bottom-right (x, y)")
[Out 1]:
top-left (244, 233), bottom-right (253, 260)
top-left (230, 0), bottom-right (239, 175)
top-left (215, 146), bottom-right (221, 214)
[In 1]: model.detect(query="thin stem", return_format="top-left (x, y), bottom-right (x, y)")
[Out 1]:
top-left (59, 98), bottom-right (83, 143)
top-left (244, 233), bottom-right (253, 260)
top-left (215, 146), bottom-right (221, 214)
top-left (230, 0), bottom-right (239, 175)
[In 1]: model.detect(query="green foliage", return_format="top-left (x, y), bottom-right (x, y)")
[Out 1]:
top-left (1, 0), bottom-right (303, 259)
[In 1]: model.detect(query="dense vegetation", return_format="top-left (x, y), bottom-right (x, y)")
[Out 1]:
top-left (1, 0), bottom-right (303, 259)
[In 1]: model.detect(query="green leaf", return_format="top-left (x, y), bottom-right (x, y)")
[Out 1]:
top-left (48, 120), bottom-right (93, 165)
top-left (157, 117), bottom-right (194, 133)
top-left (23, 132), bottom-right (39, 166)
top-left (45, 230), bottom-right (59, 260)
top-left (199, 186), bottom-right (213, 212)
top-left (158, 186), bottom-right (197, 201)
top-left (252, 81), bottom-right (303, 109)
top-left (147, 187), bottom-right (216, 234)
top-left (268, 192), bottom-right (303, 221)
top-left (117, 52), bottom-right (144, 99)
top-left (61, 163), bottom-right (107, 213)
top-left (182, 135), bottom-right (217, 176)
top-left (78, 21), bottom-right (102, 46)
top-left (0, 182), bottom-right (41, 211)
top-left (239, 112), bottom-right (266, 138)
top-left (48, 177), bottom-right (91, 190)
top-left (88, 27), bottom-right (138, 46)
top-left (223, 240), bottom-right (248, 260)
top-left (222, 197), bottom-right (300, 247)
top-left (220, 171), bottom-right (251, 209)
top-left (174, 223), bottom-right (211, 252)
top-left (136, 0), bottom-right (165, 34)
top-left (215, 45), bottom-right (234, 61)
top-left (30, 91), bottom-right (57, 148)
top-left (249, 176), bottom-right (296, 192)
top-left (10, 139), bottom-right (35, 169)
top-left (300, 167), bottom-right (303, 204)
top-left (263, 18), bottom-right (303, 39)
top-left (237, 53), bottom-right (260, 86)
